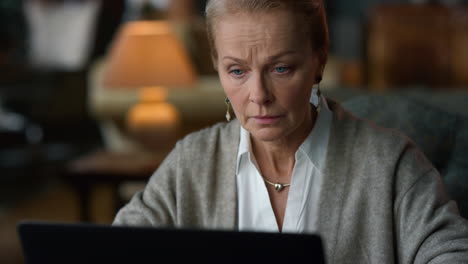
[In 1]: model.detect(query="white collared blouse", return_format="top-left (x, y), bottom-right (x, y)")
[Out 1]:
top-left (236, 89), bottom-right (333, 233)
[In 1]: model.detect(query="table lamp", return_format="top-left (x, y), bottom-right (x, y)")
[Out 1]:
top-left (103, 21), bottom-right (196, 148)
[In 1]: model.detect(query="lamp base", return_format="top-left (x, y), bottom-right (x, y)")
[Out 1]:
top-left (126, 100), bottom-right (180, 152)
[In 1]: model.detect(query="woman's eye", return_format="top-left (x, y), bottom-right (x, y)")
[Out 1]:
top-left (229, 69), bottom-right (245, 76)
top-left (275, 67), bottom-right (286, 73)
top-left (273, 66), bottom-right (291, 74)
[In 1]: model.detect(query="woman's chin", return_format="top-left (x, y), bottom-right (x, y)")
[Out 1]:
top-left (249, 127), bottom-right (288, 142)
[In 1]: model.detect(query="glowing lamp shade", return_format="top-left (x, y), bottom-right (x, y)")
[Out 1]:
top-left (103, 21), bottom-right (196, 146)
top-left (103, 21), bottom-right (196, 88)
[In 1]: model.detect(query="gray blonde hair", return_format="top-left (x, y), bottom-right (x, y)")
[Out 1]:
top-left (205, 0), bottom-right (329, 74)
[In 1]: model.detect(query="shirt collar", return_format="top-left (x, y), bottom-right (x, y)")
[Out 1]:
top-left (236, 89), bottom-right (332, 174)
top-left (237, 125), bottom-right (251, 158)
top-left (298, 94), bottom-right (332, 172)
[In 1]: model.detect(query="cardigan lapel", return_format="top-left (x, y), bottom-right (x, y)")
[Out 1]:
top-left (213, 120), bottom-right (240, 229)
top-left (315, 99), bottom-right (356, 263)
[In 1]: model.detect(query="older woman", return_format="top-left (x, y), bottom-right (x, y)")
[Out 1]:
top-left (114, 0), bottom-right (468, 262)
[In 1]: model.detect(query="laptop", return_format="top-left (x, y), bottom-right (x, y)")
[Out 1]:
top-left (18, 221), bottom-right (325, 264)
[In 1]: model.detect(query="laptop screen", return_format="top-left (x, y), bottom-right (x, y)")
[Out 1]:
top-left (18, 221), bottom-right (325, 264)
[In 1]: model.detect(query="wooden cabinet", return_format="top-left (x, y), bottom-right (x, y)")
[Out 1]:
top-left (367, 5), bottom-right (468, 90)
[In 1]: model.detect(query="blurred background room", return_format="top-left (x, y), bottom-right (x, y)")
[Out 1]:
top-left (1, 0), bottom-right (468, 263)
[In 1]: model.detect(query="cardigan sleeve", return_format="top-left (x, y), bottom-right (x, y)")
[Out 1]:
top-left (394, 147), bottom-right (468, 264)
top-left (112, 143), bottom-right (180, 227)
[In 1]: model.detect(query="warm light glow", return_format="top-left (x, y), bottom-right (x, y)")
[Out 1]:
top-left (126, 100), bottom-right (181, 152)
top-left (139, 86), bottom-right (168, 103)
top-left (126, 21), bottom-right (171, 36)
top-left (103, 21), bottom-right (195, 148)
top-left (103, 21), bottom-right (196, 88)
top-left (127, 101), bottom-right (179, 130)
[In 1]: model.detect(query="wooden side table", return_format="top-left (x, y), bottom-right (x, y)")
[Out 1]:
top-left (62, 150), bottom-right (165, 222)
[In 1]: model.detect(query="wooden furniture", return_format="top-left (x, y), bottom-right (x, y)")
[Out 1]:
top-left (63, 150), bottom-right (165, 222)
top-left (367, 5), bottom-right (468, 90)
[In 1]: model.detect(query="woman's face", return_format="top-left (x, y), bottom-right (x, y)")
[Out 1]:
top-left (215, 10), bottom-right (322, 143)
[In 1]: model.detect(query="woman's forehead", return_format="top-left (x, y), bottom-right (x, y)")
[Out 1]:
top-left (214, 11), bottom-right (309, 58)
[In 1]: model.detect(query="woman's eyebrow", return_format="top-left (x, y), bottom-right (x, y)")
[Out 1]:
top-left (222, 51), bottom-right (297, 64)
top-left (266, 50), bottom-right (297, 61)
top-left (222, 56), bottom-right (245, 64)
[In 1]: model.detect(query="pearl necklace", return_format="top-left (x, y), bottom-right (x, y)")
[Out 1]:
top-left (261, 177), bottom-right (291, 192)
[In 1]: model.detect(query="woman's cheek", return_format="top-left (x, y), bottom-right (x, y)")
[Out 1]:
top-left (281, 81), bottom-right (311, 107)
top-left (220, 74), bottom-right (234, 96)
top-left (219, 77), bottom-right (240, 113)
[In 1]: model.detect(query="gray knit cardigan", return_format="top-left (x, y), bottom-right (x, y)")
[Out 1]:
top-left (114, 99), bottom-right (468, 263)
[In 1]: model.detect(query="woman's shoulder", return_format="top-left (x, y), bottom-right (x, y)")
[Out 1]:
top-left (326, 99), bottom-right (437, 204)
top-left (170, 119), bottom-right (240, 163)
top-left (176, 119), bottom-right (240, 148)
top-left (328, 98), bottom-right (414, 151)
top-left (327, 98), bottom-right (433, 176)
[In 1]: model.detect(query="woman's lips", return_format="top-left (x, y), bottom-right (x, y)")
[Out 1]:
top-left (251, 115), bottom-right (282, 125)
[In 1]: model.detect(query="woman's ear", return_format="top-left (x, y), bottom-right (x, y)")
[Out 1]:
top-left (316, 64), bottom-right (325, 83)
top-left (316, 75), bottom-right (323, 83)
top-left (316, 47), bottom-right (328, 83)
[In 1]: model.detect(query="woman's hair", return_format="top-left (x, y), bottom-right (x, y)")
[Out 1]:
top-left (205, 0), bottom-right (329, 71)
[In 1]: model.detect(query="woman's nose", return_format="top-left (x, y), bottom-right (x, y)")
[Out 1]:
top-left (248, 74), bottom-right (272, 105)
